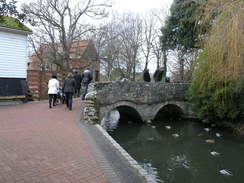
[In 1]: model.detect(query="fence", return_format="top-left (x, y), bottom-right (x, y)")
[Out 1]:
top-left (27, 70), bottom-right (68, 100)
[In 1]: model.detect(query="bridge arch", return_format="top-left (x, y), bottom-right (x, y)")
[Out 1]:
top-left (152, 102), bottom-right (185, 121)
top-left (116, 105), bottom-right (143, 123)
top-left (100, 101), bottom-right (144, 123)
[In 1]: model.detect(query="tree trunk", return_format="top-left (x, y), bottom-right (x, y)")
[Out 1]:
top-left (179, 58), bottom-right (184, 82)
top-left (162, 50), bottom-right (167, 82)
top-left (144, 61), bottom-right (148, 71)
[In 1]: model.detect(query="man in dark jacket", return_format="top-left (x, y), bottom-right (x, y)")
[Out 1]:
top-left (81, 68), bottom-right (93, 100)
top-left (63, 72), bottom-right (76, 110)
top-left (143, 69), bottom-right (151, 82)
top-left (153, 67), bottom-right (164, 82)
top-left (73, 71), bottom-right (82, 97)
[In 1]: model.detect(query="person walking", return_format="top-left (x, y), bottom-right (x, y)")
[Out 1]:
top-left (48, 75), bottom-right (59, 108)
top-left (73, 71), bottom-right (82, 97)
top-left (143, 69), bottom-right (151, 82)
top-left (153, 67), bottom-right (164, 82)
top-left (81, 68), bottom-right (93, 100)
top-left (63, 72), bottom-right (76, 110)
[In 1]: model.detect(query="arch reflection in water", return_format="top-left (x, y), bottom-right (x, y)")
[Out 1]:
top-left (107, 105), bottom-right (144, 148)
top-left (101, 109), bottom-right (120, 131)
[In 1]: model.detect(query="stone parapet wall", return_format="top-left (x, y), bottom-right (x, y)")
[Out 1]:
top-left (81, 83), bottom-right (100, 124)
top-left (93, 81), bottom-right (194, 121)
top-left (94, 81), bottom-right (190, 105)
top-left (82, 100), bottom-right (99, 124)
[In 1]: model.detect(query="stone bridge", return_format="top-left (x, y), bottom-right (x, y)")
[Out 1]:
top-left (84, 81), bottom-right (195, 124)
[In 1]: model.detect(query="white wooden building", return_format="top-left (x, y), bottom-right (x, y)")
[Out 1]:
top-left (0, 16), bottom-right (32, 99)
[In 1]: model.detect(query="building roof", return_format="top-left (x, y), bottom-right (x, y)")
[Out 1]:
top-left (0, 16), bottom-right (32, 33)
top-left (29, 40), bottom-right (99, 71)
top-left (33, 40), bottom-right (92, 58)
top-left (69, 40), bottom-right (90, 54)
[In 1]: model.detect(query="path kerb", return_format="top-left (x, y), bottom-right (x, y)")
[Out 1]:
top-left (95, 125), bottom-right (157, 183)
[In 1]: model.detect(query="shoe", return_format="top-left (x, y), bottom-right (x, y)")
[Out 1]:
top-left (49, 106), bottom-right (52, 108)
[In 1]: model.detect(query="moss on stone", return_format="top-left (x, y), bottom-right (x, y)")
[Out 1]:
top-left (0, 16), bottom-right (32, 32)
top-left (93, 98), bottom-right (101, 123)
top-left (86, 97), bottom-right (101, 124)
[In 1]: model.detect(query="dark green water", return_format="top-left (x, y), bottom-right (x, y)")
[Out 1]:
top-left (109, 120), bottom-right (244, 183)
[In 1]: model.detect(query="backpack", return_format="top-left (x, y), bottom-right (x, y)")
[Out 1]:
top-left (83, 77), bottom-right (89, 83)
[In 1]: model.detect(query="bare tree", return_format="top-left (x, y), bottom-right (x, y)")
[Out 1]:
top-left (118, 12), bottom-right (143, 80)
top-left (90, 12), bottom-right (123, 80)
top-left (91, 12), bottom-right (143, 81)
top-left (93, 10), bottom-right (171, 81)
top-left (140, 12), bottom-right (155, 71)
top-left (151, 8), bottom-right (169, 82)
top-left (28, 33), bottom-right (46, 70)
top-left (23, 0), bottom-right (111, 71)
top-left (167, 49), bottom-right (197, 82)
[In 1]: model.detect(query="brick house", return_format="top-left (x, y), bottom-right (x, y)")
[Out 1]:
top-left (28, 40), bottom-right (100, 80)
top-left (27, 40), bottom-right (100, 99)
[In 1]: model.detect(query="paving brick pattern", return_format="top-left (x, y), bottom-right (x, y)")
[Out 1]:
top-left (0, 99), bottom-right (107, 183)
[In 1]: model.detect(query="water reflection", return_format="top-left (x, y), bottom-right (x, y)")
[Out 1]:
top-left (103, 108), bottom-right (144, 146)
top-left (110, 118), bottom-right (244, 183)
top-left (170, 155), bottom-right (191, 169)
top-left (101, 110), bottom-right (120, 131)
top-left (140, 162), bottom-right (163, 183)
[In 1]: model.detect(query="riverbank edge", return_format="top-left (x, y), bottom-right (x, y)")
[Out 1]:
top-left (95, 124), bottom-right (157, 183)
top-left (212, 121), bottom-right (244, 137)
top-left (182, 117), bottom-right (244, 137)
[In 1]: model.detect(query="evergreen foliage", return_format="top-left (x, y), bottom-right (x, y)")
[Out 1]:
top-left (188, 0), bottom-right (244, 121)
top-left (160, 0), bottom-right (201, 52)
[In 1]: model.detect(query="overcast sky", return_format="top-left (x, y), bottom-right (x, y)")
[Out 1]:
top-left (112, 0), bottom-right (173, 12)
top-left (17, 0), bottom-right (173, 13)
top-left (16, 0), bottom-right (174, 73)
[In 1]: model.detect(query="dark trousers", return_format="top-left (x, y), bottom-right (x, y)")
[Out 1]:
top-left (65, 92), bottom-right (73, 110)
top-left (81, 83), bottom-right (89, 100)
top-left (75, 87), bottom-right (81, 97)
top-left (48, 94), bottom-right (57, 108)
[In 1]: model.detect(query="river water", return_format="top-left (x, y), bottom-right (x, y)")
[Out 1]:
top-left (108, 117), bottom-right (244, 183)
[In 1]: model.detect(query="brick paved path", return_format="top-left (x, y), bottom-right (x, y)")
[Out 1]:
top-left (0, 99), bottom-right (108, 183)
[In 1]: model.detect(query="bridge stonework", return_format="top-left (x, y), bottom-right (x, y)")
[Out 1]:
top-left (84, 81), bottom-right (195, 124)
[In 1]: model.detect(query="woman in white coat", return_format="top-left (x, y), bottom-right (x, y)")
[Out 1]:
top-left (48, 75), bottom-right (59, 108)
